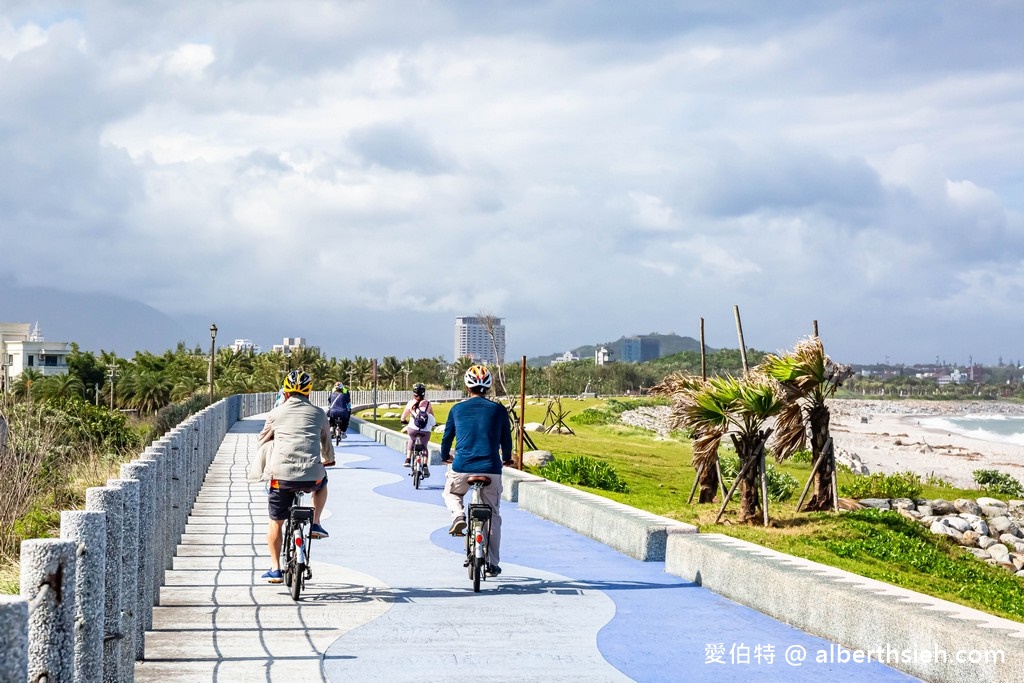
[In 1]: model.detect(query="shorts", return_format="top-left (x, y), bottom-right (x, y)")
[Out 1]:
top-left (267, 476), bottom-right (327, 521)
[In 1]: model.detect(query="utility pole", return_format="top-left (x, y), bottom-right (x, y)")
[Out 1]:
top-left (209, 323), bottom-right (218, 405)
top-left (107, 364), bottom-right (117, 410)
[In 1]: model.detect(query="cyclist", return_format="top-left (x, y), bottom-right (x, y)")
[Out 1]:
top-left (254, 370), bottom-right (334, 584)
top-left (400, 382), bottom-right (435, 470)
top-left (326, 381), bottom-right (352, 440)
top-left (440, 365), bottom-right (513, 577)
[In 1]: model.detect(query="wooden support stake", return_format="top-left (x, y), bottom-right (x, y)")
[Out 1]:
top-left (795, 451), bottom-right (827, 512)
top-left (715, 458), bottom-right (727, 501)
top-left (760, 442), bottom-right (770, 527)
top-left (714, 456), bottom-right (756, 524)
top-left (734, 305), bottom-right (749, 374)
top-left (700, 317), bottom-right (707, 381)
top-left (687, 464), bottom-right (703, 505)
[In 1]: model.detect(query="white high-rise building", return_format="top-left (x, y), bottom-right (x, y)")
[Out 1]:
top-left (454, 316), bottom-right (505, 365)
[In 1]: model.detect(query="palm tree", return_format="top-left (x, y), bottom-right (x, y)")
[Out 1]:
top-left (671, 373), bottom-right (784, 524)
top-left (760, 336), bottom-right (852, 511)
top-left (13, 368), bottom-right (44, 402)
top-left (378, 356), bottom-right (403, 390)
top-left (127, 370), bottom-right (173, 414)
top-left (351, 357), bottom-right (373, 389)
top-left (654, 372), bottom-right (722, 503)
top-left (37, 373), bottom-right (85, 401)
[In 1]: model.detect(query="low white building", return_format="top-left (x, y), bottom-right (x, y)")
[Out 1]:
top-left (1, 322), bottom-right (71, 391)
top-left (550, 350), bottom-right (580, 365)
top-left (231, 339), bottom-right (261, 353)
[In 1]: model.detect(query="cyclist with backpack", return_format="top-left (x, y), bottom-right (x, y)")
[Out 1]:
top-left (401, 383), bottom-right (435, 471)
top-left (326, 382), bottom-right (352, 441)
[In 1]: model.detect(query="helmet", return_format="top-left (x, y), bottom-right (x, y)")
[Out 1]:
top-left (334, 382), bottom-right (345, 392)
top-left (463, 365), bottom-right (492, 391)
top-left (282, 370), bottom-right (313, 396)
top-left (412, 382), bottom-right (426, 397)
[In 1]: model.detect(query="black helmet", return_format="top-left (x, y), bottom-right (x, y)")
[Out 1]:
top-left (412, 383), bottom-right (426, 397)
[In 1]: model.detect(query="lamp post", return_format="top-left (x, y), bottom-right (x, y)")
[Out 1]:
top-left (107, 364), bottom-right (117, 410)
top-left (209, 323), bottom-right (218, 405)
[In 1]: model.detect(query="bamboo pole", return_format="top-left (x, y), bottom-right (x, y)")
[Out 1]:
top-left (700, 317), bottom-right (707, 380)
top-left (734, 305), bottom-right (749, 374)
top-left (517, 356), bottom-right (526, 470)
top-left (687, 464), bottom-right (703, 504)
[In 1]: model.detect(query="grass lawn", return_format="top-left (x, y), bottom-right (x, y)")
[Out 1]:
top-left (361, 396), bottom-right (1024, 623)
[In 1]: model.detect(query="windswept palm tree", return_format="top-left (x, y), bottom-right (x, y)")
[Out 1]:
top-left (128, 370), bottom-right (173, 414)
top-left (351, 357), bottom-right (373, 389)
top-left (654, 372), bottom-right (722, 503)
top-left (671, 373), bottom-right (784, 523)
top-left (760, 336), bottom-right (852, 511)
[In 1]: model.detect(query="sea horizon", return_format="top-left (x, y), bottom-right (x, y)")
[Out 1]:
top-left (920, 414), bottom-right (1024, 447)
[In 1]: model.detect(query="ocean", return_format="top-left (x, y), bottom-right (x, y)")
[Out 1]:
top-left (920, 414), bottom-right (1024, 447)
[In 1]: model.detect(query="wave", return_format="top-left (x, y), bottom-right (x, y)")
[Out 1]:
top-left (919, 415), bottom-right (1024, 447)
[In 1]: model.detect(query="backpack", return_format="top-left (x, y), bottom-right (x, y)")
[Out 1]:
top-left (411, 400), bottom-right (429, 430)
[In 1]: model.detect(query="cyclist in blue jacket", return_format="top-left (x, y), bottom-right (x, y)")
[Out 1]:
top-left (440, 364), bottom-right (513, 577)
top-left (326, 382), bottom-right (351, 439)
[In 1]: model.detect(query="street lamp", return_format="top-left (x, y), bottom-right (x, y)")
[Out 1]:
top-left (209, 323), bottom-right (218, 405)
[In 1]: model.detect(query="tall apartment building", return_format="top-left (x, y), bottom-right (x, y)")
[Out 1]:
top-left (621, 336), bottom-right (660, 363)
top-left (454, 316), bottom-right (505, 365)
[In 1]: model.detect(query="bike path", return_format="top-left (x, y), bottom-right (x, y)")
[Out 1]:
top-left (138, 417), bottom-right (918, 682)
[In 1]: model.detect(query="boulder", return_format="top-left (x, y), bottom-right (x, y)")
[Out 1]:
top-left (980, 505), bottom-right (1009, 518)
top-left (929, 499), bottom-right (956, 515)
top-left (916, 505), bottom-right (933, 517)
top-left (988, 543), bottom-right (1010, 561)
top-left (1017, 570), bottom-right (1024, 578)
top-left (978, 536), bottom-right (998, 550)
top-left (838, 498), bottom-right (865, 511)
top-left (1011, 554), bottom-right (1024, 571)
top-left (989, 516), bottom-right (1014, 534)
top-left (961, 530), bottom-right (982, 547)
top-left (1014, 542), bottom-right (1024, 554)
top-left (953, 499), bottom-right (983, 516)
top-left (891, 498), bottom-right (916, 511)
top-left (966, 547), bottom-right (991, 560)
top-left (919, 515), bottom-right (937, 526)
top-left (523, 450), bottom-right (554, 468)
top-left (433, 424), bottom-right (446, 433)
top-left (940, 516), bottom-right (972, 533)
top-left (523, 422), bottom-right (546, 433)
top-left (930, 521), bottom-right (963, 542)
top-left (958, 513), bottom-right (983, 524)
top-left (1009, 500), bottom-right (1024, 514)
top-left (970, 519), bottom-right (990, 536)
top-left (1000, 533), bottom-right (1023, 546)
top-left (976, 497), bottom-right (1008, 508)
top-left (859, 498), bottom-right (891, 510)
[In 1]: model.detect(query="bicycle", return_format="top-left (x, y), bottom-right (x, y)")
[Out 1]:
top-left (463, 475), bottom-right (493, 592)
top-left (282, 490), bottom-right (315, 601)
top-left (410, 432), bottom-right (430, 489)
top-left (330, 416), bottom-right (345, 445)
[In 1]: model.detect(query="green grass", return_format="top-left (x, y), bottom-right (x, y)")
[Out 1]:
top-left (361, 396), bottom-right (1024, 622)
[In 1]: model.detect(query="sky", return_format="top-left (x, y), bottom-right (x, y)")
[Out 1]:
top-left (1, 1), bottom-right (1023, 366)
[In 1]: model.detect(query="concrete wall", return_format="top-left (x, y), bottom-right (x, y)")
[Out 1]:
top-left (665, 532), bottom-right (1024, 683)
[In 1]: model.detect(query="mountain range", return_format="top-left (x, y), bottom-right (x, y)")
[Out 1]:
top-left (527, 333), bottom-right (714, 367)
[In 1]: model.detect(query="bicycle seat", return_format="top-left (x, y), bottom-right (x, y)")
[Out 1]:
top-left (466, 475), bottom-right (491, 486)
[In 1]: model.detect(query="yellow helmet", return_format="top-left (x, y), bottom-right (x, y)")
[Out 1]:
top-left (282, 370), bottom-right (313, 396)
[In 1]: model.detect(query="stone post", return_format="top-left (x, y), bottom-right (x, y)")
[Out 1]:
top-left (85, 485), bottom-right (123, 682)
top-left (20, 538), bottom-right (77, 682)
top-left (0, 595), bottom-right (29, 681)
top-left (122, 459), bottom-right (156, 649)
top-left (140, 446), bottom-right (166, 602)
top-left (60, 510), bottom-right (106, 683)
top-left (107, 478), bottom-right (139, 679)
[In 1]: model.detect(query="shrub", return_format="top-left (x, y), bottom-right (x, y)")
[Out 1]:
top-left (569, 408), bottom-right (613, 426)
top-left (789, 449), bottom-right (813, 465)
top-left (840, 471), bottom-right (923, 500)
top-left (540, 455), bottom-right (629, 493)
top-left (925, 472), bottom-right (955, 490)
top-left (604, 398), bottom-right (669, 414)
top-left (718, 455), bottom-right (799, 502)
top-left (972, 469), bottom-right (1024, 497)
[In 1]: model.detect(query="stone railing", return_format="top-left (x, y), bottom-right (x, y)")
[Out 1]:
top-left (0, 388), bottom-right (462, 681)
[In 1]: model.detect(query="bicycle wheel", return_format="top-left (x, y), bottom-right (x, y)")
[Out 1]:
top-left (282, 520), bottom-right (295, 587)
top-left (472, 556), bottom-right (482, 592)
top-left (291, 563), bottom-right (304, 601)
top-left (412, 460), bottom-right (421, 489)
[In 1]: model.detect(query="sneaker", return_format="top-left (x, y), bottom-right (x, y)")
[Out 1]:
top-left (340, 433), bottom-right (347, 440)
top-left (310, 523), bottom-right (330, 539)
top-left (448, 516), bottom-right (467, 536)
top-left (261, 569), bottom-right (283, 583)
top-left (485, 564), bottom-right (501, 577)
top-left (403, 457), bottom-right (411, 467)
top-left (422, 468), bottom-right (430, 479)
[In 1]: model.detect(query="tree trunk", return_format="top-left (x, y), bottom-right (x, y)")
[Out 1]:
top-left (737, 438), bottom-right (762, 523)
top-left (697, 457), bottom-right (720, 503)
top-left (804, 406), bottom-right (834, 511)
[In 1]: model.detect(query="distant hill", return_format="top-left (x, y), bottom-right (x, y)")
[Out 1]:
top-left (528, 333), bottom-right (714, 367)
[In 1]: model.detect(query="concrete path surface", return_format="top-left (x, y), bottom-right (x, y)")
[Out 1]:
top-left (136, 417), bottom-right (919, 682)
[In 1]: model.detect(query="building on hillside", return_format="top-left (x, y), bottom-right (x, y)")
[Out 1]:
top-left (1, 322), bottom-right (71, 392)
top-left (550, 350), bottom-right (579, 365)
top-left (231, 339), bottom-right (261, 353)
top-left (621, 336), bottom-right (660, 363)
top-left (454, 316), bottom-right (505, 365)
top-left (595, 346), bottom-right (612, 365)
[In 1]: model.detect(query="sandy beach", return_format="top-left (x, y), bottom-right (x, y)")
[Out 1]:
top-left (829, 399), bottom-right (1024, 490)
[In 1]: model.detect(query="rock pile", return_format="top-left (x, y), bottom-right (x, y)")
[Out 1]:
top-left (857, 496), bottom-right (1024, 577)
top-left (618, 406), bottom-right (673, 437)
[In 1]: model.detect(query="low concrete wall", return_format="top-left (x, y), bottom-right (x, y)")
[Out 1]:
top-left (665, 532), bottom-right (1024, 683)
top-left (515, 478), bottom-right (697, 561)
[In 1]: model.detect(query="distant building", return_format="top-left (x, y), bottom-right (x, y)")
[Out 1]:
top-left (272, 337), bottom-right (308, 355)
top-left (454, 316), bottom-right (505, 365)
top-left (550, 351), bottom-right (579, 365)
top-left (1, 322), bottom-right (70, 391)
top-left (595, 346), bottom-right (612, 366)
top-left (621, 336), bottom-right (660, 363)
top-left (231, 339), bottom-right (261, 353)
